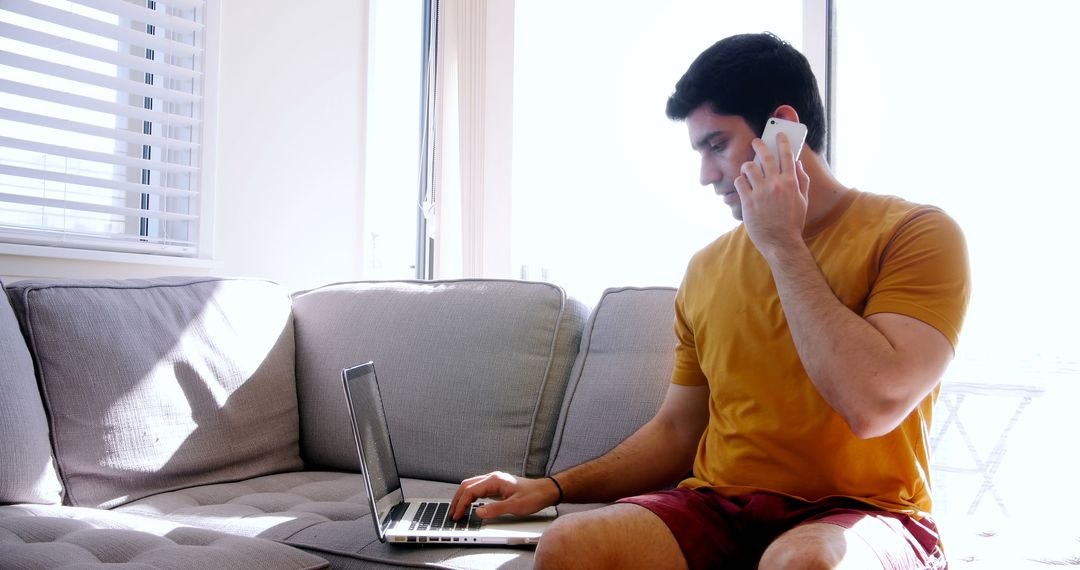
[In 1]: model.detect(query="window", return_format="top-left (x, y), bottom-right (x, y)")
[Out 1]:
top-left (363, 0), bottom-right (424, 280)
top-left (0, 0), bottom-right (208, 257)
top-left (832, 0), bottom-right (1080, 522)
top-left (511, 0), bottom-right (805, 304)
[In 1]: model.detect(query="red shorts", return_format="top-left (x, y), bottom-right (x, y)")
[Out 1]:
top-left (618, 488), bottom-right (945, 570)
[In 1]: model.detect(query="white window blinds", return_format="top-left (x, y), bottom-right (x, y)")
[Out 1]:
top-left (0, 0), bottom-right (206, 257)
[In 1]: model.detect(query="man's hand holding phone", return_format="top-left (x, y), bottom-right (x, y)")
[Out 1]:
top-left (755, 117), bottom-right (807, 171)
top-left (736, 118), bottom-right (811, 258)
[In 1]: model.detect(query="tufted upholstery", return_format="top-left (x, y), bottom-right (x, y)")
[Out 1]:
top-left (115, 472), bottom-right (368, 540)
top-left (115, 472), bottom-right (541, 569)
top-left (0, 504), bottom-right (328, 569)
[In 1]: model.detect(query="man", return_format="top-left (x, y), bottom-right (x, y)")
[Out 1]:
top-left (450, 32), bottom-right (969, 569)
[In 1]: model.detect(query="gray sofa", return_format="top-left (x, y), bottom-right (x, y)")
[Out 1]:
top-left (3, 276), bottom-right (1075, 569)
top-left (1, 276), bottom-right (676, 569)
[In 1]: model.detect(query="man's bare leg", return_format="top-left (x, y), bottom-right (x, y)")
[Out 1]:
top-left (534, 504), bottom-right (687, 570)
top-left (759, 521), bottom-right (888, 570)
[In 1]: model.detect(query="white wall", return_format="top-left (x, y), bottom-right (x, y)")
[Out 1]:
top-left (1, 0), bottom-right (371, 293)
top-left (212, 0), bottom-right (368, 292)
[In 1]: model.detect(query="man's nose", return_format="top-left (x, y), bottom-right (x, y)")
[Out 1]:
top-left (700, 156), bottom-right (721, 186)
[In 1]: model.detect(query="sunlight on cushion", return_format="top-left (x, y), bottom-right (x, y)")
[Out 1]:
top-left (441, 552), bottom-right (524, 569)
top-left (102, 282), bottom-right (293, 472)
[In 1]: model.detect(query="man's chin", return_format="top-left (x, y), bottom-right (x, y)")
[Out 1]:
top-left (721, 192), bottom-right (742, 221)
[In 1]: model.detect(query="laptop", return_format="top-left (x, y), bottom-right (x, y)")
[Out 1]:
top-left (342, 361), bottom-right (558, 545)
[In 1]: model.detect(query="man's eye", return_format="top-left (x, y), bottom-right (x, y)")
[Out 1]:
top-left (707, 138), bottom-right (728, 154)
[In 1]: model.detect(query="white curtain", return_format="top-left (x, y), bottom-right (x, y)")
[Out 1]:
top-left (423, 0), bottom-right (512, 280)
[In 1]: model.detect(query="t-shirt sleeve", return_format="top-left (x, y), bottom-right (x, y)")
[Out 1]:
top-left (672, 279), bottom-right (709, 386)
top-left (864, 207), bottom-right (972, 348)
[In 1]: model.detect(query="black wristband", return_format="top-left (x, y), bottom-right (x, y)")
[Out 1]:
top-left (546, 475), bottom-right (564, 505)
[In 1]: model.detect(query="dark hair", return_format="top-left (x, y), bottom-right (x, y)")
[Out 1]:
top-left (666, 33), bottom-right (826, 153)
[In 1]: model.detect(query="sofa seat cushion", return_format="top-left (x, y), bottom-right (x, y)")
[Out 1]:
top-left (292, 280), bottom-right (588, 482)
top-left (115, 471), bottom-right (368, 540)
top-left (0, 504), bottom-right (328, 569)
top-left (6, 277), bottom-right (303, 509)
top-left (280, 479), bottom-right (545, 570)
top-left (117, 471), bottom-right (552, 569)
top-left (548, 287), bottom-right (678, 475)
top-left (1, 279), bottom-right (63, 505)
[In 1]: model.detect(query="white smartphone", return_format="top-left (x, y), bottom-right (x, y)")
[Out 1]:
top-left (756, 117), bottom-right (808, 166)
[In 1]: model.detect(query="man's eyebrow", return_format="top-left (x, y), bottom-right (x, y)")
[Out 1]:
top-left (692, 130), bottom-right (725, 150)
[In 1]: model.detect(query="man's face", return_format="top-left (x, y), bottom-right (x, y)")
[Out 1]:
top-left (686, 105), bottom-right (758, 221)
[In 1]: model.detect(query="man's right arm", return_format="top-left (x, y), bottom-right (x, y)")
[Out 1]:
top-left (449, 382), bottom-right (710, 520)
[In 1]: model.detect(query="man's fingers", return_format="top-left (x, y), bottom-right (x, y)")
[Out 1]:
top-left (734, 173), bottom-right (751, 200)
top-left (758, 133), bottom-right (798, 175)
top-left (796, 160), bottom-right (810, 198)
top-left (450, 472), bottom-right (522, 520)
top-left (775, 132), bottom-right (794, 173)
top-left (739, 158), bottom-right (764, 191)
top-left (451, 473), bottom-right (498, 520)
top-left (475, 499), bottom-right (514, 519)
top-left (449, 486), bottom-right (474, 520)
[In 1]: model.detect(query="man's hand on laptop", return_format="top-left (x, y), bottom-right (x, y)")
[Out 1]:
top-left (450, 471), bottom-right (560, 521)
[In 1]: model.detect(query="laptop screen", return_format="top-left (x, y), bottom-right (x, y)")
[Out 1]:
top-left (343, 362), bottom-right (403, 527)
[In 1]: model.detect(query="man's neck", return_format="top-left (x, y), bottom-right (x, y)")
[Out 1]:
top-left (801, 149), bottom-right (852, 236)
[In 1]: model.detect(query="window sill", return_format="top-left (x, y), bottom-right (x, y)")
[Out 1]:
top-left (0, 243), bottom-right (221, 282)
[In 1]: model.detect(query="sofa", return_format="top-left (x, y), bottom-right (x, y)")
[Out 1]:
top-left (1, 276), bottom-right (675, 568)
top-left (1, 276), bottom-right (1075, 569)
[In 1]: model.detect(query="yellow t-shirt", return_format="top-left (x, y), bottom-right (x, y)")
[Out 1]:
top-left (673, 190), bottom-right (971, 518)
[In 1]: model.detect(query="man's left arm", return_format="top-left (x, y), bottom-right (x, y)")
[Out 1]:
top-left (735, 135), bottom-right (963, 439)
top-left (761, 242), bottom-right (956, 438)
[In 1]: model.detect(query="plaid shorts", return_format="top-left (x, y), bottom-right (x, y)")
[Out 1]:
top-left (618, 488), bottom-right (946, 570)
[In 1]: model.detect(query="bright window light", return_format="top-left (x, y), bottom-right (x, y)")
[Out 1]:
top-left (512, 0), bottom-right (803, 305)
top-left (833, 0), bottom-right (1080, 523)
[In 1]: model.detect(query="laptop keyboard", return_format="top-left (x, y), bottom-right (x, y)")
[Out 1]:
top-left (409, 501), bottom-right (483, 532)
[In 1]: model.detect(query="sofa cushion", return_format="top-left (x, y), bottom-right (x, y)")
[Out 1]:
top-left (116, 471), bottom-right (369, 540)
top-left (117, 472), bottom-right (541, 569)
top-left (548, 287), bottom-right (678, 475)
top-left (1, 280), bottom-right (63, 506)
top-left (279, 478), bottom-right (541, 570)
top-left (6, 277), bottom-right (302, 509)
top-left (292, 279), bottom-right (588, 482)
top-left (0, 504), bottom-right (328, 569)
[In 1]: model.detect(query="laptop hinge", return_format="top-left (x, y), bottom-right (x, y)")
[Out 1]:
top-left (385, 502), bottom-right (410, 528)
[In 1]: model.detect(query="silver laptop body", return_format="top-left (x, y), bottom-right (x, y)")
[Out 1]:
top-left (342, 361), bottom-right (557, 545)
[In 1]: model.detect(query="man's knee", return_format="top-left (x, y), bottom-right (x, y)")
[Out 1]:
top-left (759, 538), bottom-right (838, 570)
top-left (535, 513), bottom-right (601, 569)
top-left (534, 504), bottom-right (686, 570)
top-left (758, 523), bottom-right (879, 570)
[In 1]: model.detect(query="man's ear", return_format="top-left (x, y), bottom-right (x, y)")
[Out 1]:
top-left (772, 105), bottom-right (801, 123)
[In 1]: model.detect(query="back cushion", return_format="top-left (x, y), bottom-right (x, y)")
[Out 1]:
top-left (548, 287), bottom-right (678, 475)
top-left (292, 280), bottom-right (587, 482)
top-left (1, 280), bottom-right (63, 505)
top-left (6, 277), bottom-right (301, 509)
